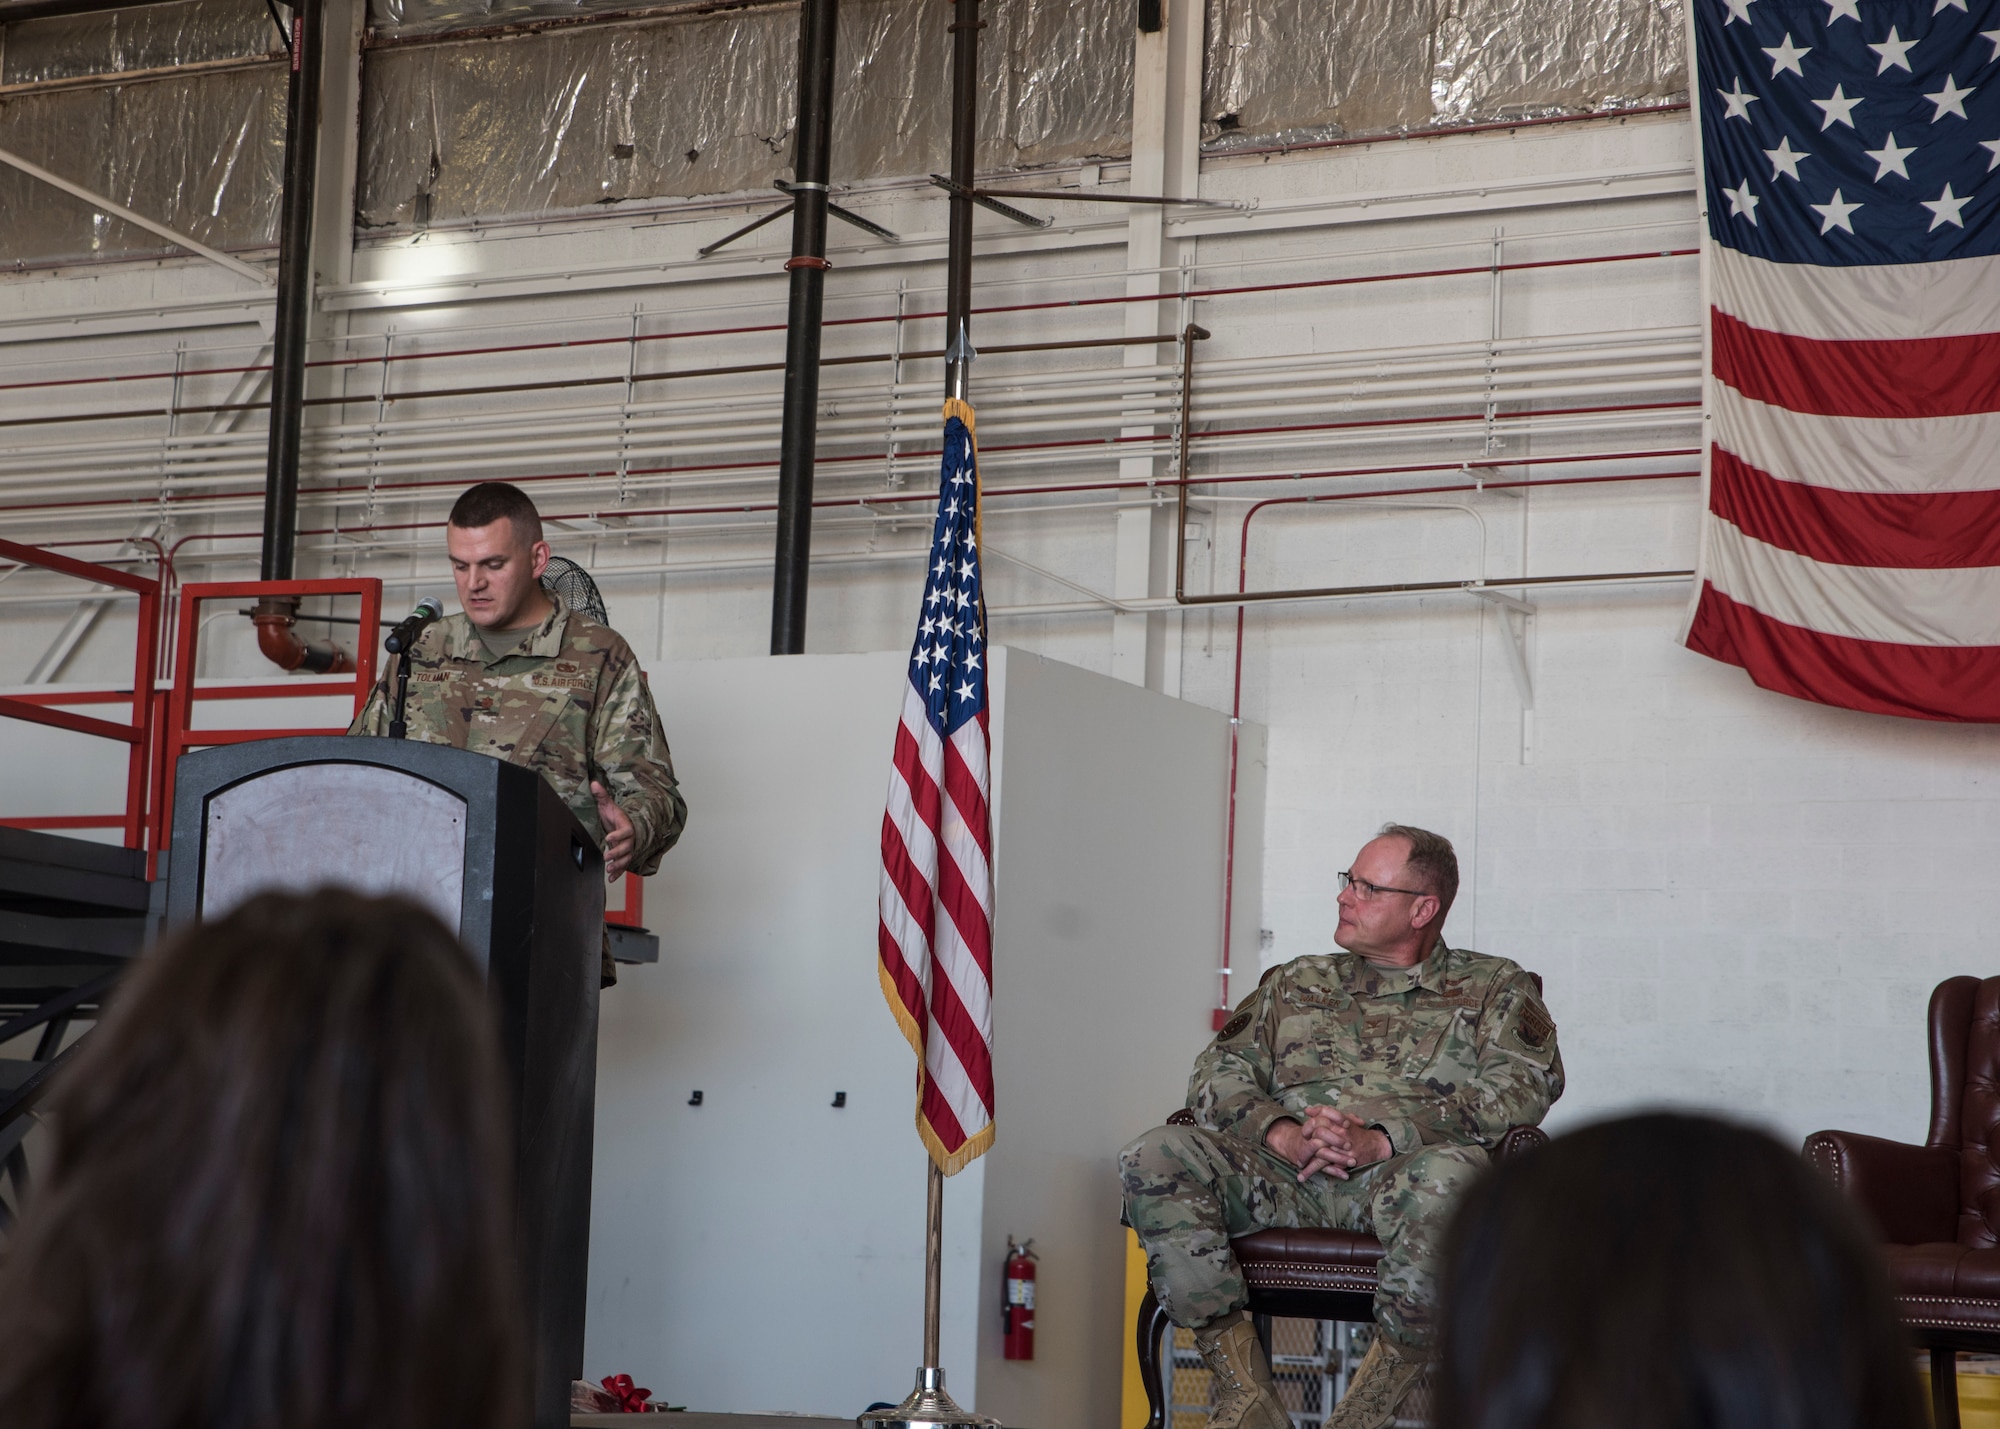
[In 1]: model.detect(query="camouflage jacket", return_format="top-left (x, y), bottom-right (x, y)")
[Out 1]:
top-left (1189, 942), bottom-right (1562, 1157)
top-left (348, 606), bottom-right (686, 875)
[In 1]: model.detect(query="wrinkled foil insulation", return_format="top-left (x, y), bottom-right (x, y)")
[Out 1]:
top-left (1204, 0), bottom-right (1438, 142)
top-left (1, 0), bottom-right (276, 85)
top-left (1204, 0), bottom-right (1686, 146)
top-left (1433, 0), bottom-right (1688, 124)
top-left (358, 0), bottom-right (1130, 227)
top-left (0, 68), bottom-right (284, 267)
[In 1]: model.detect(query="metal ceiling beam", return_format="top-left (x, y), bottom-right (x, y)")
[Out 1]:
top-left (0, 146), bottom-right (275, 288)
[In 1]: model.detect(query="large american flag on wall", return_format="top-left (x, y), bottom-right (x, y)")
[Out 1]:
top-left (1681, 0), bottom-right (2000, 719)
top-left (878, 398), bottom-right (996, 1175)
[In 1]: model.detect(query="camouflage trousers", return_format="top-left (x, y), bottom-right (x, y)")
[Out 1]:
top-left (1118, 1122), bottom-right (1485, 1349)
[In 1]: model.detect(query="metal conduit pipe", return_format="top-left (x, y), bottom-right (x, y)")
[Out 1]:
top-left (3, 337), bottom-right (1700, 447)
top-left (1, 335), bottom-right (1700, 509)
top-left (0, 303), bottom-right (1698, 402)
top-left (3, 386), bottom-right (1683, 479)
top-left (0, 321), bottom-right (1698, 443)
top-left (219, 368), bottom-right (1688, 456)
top-left (0, 223), bottom-right (1697, 390)
top-left (0, 449), bottom-right (1703, 537)
top-left (2, 365), bottom-right (1700, 487)
top-left (0, 444), bottom-right (1703, 538)
top-left (0, 440), bottom-right (1704, 534)
top-left (0, 371), bottom-right (1691, 458)
top-left (6, 466), bottom-right (1699, 572)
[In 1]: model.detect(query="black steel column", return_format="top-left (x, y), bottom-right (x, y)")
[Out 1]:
top-left (260, 0), bottom-right (324, 582)
top-left (943, 0), bottom-right (979, 400)
top-left (768, 0), bottom-right (839, 655)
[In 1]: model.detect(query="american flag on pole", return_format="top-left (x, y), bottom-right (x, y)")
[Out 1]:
top-left (1681, 0), bottom-right (2000, 719)
top-left (878, 398), bottom-right (996, 1175)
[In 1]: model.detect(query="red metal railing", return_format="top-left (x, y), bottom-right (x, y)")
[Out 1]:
top-left (154, 578), bottom-right (644, 927)
top-left (0, 538), bottom-right (159, 852)
top-left (155, 578), bottom-right (384, 855)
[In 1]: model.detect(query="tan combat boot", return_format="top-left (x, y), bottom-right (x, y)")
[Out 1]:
top-left (1192, 1310), bottom-right (1291, 1429)
top-left (1326, 1333), bottom-right (1427, 1429)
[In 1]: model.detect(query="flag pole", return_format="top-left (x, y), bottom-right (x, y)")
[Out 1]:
top-left (857, 0), bottom-right (997, 1424)
top-left (923, 1159), bottom-right (944, 1366)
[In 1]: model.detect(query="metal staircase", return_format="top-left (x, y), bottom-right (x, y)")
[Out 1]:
top-left (0, 826), bottom-right (155, 1227)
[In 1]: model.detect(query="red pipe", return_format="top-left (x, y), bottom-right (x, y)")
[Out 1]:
top-left (5, 456), bottom-right (1700, 558)
top-left (0, 429), bottom-right (1703, 530)
top-left (251, 599), bottom-right (356, 674)
top-left (0, 246), bottom-right (1697, 398)
top-left (1209, 464), bottom-right (1699, 1021)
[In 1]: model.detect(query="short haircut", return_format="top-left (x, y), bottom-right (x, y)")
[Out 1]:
top-left (448, 481), bottom-right (543, 545)
top-left (1436, 1112), bottom-right (1923, 1429)
top-left (1379, 822), bottom-right (1458, 914)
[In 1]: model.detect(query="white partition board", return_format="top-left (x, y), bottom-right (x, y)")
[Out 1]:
top-left (586, 650), bottom-right (1262, 1428)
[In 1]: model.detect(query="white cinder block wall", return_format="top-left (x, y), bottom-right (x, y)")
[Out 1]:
top-left (3, 111), bottom-right (1993, 1187)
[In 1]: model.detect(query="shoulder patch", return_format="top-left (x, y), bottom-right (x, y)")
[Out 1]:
top-left (1218, 1012), bottom-right (1253, 1041)
top-left (1517, 1000), bottom-right (1555, 1050)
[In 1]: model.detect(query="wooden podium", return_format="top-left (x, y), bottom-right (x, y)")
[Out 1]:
top-left (166, 736), bottom-right (604, 1429)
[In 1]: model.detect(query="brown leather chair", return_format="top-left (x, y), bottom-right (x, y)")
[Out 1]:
top-left (1805, 975), bottom-right (2000, 1429)
top-left (1133, 969), bottom-right (1553, 1429)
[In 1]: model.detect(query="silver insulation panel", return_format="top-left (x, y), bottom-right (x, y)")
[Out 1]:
top-left (0, 0), bottom-right (283, 266)
top-left (1, 67), bottom-right (286, 267)
top-left (1, 0), bottom-right (1685, 266)
top-left (1, 0), bottom-right (275, 83)
top-left (358, 0), bottom-right (1133, 227)
top-left (1204, 0), bottom-right (1688, 146)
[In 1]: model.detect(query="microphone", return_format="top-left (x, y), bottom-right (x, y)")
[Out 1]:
top-left (384, 596), bottom-right (446, 655)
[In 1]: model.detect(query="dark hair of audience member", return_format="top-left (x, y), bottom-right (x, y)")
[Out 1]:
top-left (0, 890), bottom-right (526, 1429)
top-left (1436, 1112), bottom-right (1924, 1429)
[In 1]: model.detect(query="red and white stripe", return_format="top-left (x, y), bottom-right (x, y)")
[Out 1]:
top-left (1683, 244), bottom-right (2000, 720)
top-left (879, 682), bottom-right (995, 1173)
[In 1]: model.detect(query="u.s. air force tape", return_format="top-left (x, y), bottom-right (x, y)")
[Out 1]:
top-left (1218, 1012), bottom-right (1252, 1041)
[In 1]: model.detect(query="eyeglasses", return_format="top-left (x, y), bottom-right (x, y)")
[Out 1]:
top-left (1337, 869), bottom-right (1429, 901)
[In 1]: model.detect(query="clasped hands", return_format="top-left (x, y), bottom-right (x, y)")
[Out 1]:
top-left (1264, 1106), bottom-right (1392, 1183)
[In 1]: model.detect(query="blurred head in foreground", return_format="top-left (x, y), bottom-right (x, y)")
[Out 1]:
top-left (0, 889), bottom-right (524, 1429)
top-left (1436, 1111), bottom-right (1923, 1429)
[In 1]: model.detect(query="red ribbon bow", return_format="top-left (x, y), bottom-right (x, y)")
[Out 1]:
top-left (600, 1374), bottom-right (653, 1413)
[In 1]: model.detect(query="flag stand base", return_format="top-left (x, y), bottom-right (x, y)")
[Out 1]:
top-left (857, 1366), bottom-right (1000, 1429)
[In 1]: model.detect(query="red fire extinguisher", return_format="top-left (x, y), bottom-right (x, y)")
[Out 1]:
top-left (1002, 1236), bottom-right (1037, 1360)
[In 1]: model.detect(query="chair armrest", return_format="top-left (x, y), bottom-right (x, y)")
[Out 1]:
top-left (1803, 1129), bottom-right (1959, 1245)
top-left (1493, 1125), bottom-right (1548, 1162)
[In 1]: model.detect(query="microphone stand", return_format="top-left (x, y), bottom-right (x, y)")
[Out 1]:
top-left (387, 650), bottom-right (412, 740)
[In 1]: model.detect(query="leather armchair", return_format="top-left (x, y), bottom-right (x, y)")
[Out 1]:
top-left (1805, 975), bottom-right (2000, 1429)
top-left (1132, 970), bottom-right (1553, 1429)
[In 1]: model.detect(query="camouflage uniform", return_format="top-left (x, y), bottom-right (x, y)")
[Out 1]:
top-left (1120, 942), bottom-right (1561, 1350)
top-left (348, 603), bottom-right (687, 886)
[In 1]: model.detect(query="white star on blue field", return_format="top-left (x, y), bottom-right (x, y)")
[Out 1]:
top-left (1698, 0), bottom-right (2000, 263)
top-left (906, 412), bottom-right (988, 738)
